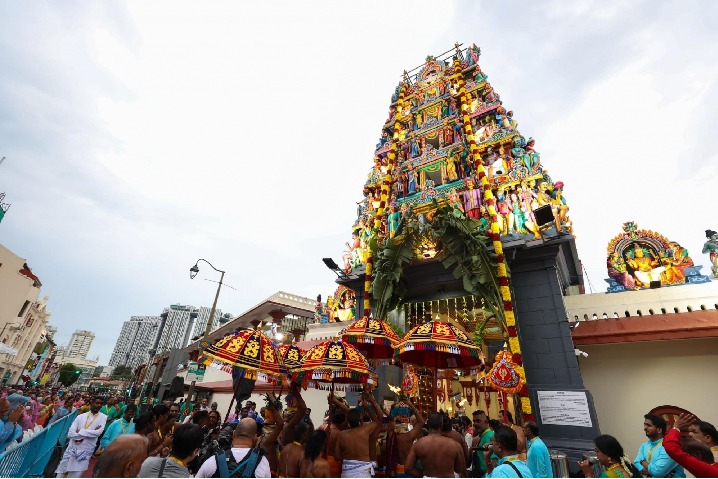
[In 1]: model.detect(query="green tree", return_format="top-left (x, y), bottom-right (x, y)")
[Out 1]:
top-left (59, 363), bottom-right (82, 387)
top-left (111, 365), bottom-right (133, 381)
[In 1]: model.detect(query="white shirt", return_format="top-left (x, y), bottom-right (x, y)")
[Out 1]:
top-left (195, 447), bottom-right (271, 478)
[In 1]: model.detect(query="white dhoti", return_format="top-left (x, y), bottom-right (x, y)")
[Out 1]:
top-left (634, 266), bottom-right (665, 285)
top-left (341, 459), bottom-right (374, 477)
top-left (55, 439), bottom-right (95, 476)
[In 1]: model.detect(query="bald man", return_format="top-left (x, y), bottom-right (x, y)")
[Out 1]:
top-left (92, 434), bottom-right (148, 478)
top-left (195, 418), bottom-right (271, 478)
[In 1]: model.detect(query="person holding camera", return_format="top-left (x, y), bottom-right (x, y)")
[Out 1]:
top-left (486, 426), bottom-right (531, 478)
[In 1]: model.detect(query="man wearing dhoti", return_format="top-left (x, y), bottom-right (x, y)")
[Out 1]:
top-left (334, 393), bottom-right (382, 478)
top-left (55, 396), bottom-right (107, 478)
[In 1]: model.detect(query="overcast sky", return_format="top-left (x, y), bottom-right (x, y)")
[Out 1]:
top-left (1, 1), bottom-right (717, 364)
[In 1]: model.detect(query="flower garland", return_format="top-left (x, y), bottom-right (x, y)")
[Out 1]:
top-left (365, 83), bottom-right (409, 318)
top-left (452, 57), bottom-right (533, 420)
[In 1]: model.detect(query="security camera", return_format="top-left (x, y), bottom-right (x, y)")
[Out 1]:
top-left (574, 348), bottom-right (588, 358)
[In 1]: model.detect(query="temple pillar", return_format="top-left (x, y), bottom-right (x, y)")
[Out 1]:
top-left (508, 237), bottom-right (600, 466)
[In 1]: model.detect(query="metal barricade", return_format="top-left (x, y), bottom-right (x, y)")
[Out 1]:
top-left (0, 410), bottom-right (78, 478)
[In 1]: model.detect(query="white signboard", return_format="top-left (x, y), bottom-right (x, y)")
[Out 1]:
top-left (537, 390), bottom-right (593, 427)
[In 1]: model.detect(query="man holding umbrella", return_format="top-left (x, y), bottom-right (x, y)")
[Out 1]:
top-left (334, 392), bottom-right (382, 478)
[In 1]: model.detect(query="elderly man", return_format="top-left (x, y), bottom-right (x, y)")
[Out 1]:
top-left (195, 418), bottom-right (271, 478)
top-left (93, 434), bottom-right (148, 478)
top-left (55, 396), bottom-right (107, 478)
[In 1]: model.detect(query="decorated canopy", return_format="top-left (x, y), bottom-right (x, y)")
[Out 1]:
top-left (396, 320), bottom-right (483, 371)
top-left (292, 339), bottom-right (378, 391)
top-left (277, 343), bottom-right (306, 371)
top-left (341, 317), bottom-right (401, 361)
top-left (200, 329), bottom-right (284, 381)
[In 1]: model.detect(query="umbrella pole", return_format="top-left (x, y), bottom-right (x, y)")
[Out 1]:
top-left (433, 367), bottom-right (438, 413)
top-left (225, 372), bottom-right (242, 424)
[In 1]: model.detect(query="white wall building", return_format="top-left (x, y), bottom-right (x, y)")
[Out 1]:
top-left (0, 243), bottom-right (52, 385)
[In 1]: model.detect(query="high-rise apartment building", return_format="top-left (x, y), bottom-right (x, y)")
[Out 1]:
top-left (108, 316), bottom-right (161, 370)
top-left (110, 305), bottom-right (230, 372)
top-left (65, 329), bottom-right (95, 360)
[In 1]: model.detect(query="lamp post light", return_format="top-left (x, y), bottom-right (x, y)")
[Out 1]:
top-left (187, 258), bottom-right (226, 404)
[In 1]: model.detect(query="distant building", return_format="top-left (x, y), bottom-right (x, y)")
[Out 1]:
top-left (65, 330), bottom-right (95, 360)
top-left (108, 316), bottom-right (161, 370)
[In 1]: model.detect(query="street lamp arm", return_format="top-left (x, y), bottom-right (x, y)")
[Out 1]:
top-left (194, 258), bottom-right (226, 274)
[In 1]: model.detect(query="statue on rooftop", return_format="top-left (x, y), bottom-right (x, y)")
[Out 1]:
top-left (702, 229), bottom-right (718, 278)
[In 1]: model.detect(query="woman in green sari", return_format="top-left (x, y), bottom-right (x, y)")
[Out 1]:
top-left (579, 435), bottom-right (641, 478)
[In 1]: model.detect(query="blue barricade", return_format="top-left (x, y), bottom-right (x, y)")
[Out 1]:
top-left (0, 410), bottom-right (78, 478)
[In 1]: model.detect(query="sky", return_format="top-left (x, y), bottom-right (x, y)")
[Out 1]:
top-left (1, 1), bottom-right (717, 364)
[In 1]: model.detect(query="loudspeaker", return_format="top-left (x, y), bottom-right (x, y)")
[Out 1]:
top-left (650, 281), bottom-right (662, 289)
top-left (533, 205), bottom-right (554, 227)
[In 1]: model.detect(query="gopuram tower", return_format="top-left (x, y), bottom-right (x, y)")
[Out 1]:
top-left (334, 43), bottom-right (600, 464)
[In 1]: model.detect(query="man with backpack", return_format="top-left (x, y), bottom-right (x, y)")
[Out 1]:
top-left (195, 418), bottom-right (270, 478)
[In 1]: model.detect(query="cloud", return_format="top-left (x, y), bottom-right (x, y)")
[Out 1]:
top-left (1, 1), bottom-right (717, 361)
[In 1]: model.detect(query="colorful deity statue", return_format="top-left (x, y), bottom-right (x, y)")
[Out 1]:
top-left (462, 177), bottom-right (482, 219)
top-left (702, 229), bottom-right (718, 278)
top-left (387, 203), bottom-right (401, 238)
top-left (315, 294), bottom-right (329, 324)
top-left (551, 181), bottom-right (572, 234)
top-left (605, 222), bottom-right (710, 292)
top-left (444, 153), bottom-right (459, 182)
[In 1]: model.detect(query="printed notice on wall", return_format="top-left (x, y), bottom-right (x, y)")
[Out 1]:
top-left (537, 390), bottom-right (593, 427)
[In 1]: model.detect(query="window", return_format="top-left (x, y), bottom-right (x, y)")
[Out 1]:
top-left (18, 300), bottom-right (30, 318)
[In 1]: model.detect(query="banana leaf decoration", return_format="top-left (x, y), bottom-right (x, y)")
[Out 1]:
top-left (370, 202), bottom-right (507, 330)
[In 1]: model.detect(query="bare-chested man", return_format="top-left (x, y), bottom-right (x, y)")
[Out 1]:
top-left (442, 413), bottom-right (470, 465)
top-left (259, 399), bottom-right (284, 476)
top-left (384, 396), bottom-right (424, 477)
top-left (405, 412), bottom-right (466, 478)
top-left (498, 410), bottom-right (526, 458)
top-left (325, 394), bottom-right (350, 477)
top-left (335, 392), bottom-right (381, 477)
top-left (280, 384), bottom-right (307, 446)
top-left (278, 422), bottom-right (308, 478)
top-left (300, 430), bottom-right (331, 478)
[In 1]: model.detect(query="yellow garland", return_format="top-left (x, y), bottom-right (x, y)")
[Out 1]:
top-left (364, 83), bottom-right (408, 319)
top-left (453, 57), bottom-right (532, 416)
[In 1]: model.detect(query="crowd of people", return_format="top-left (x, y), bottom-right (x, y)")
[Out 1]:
top-left (2, 383), bottom-right (718, 478)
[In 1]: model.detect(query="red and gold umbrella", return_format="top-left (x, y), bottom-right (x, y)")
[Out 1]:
top-left (341, 317), bottom-right (401, 362)
top-left (396, 320), bottom-right (483, 370)
top-left (200, 329), bottom-right (284, 382)
top-left (277, 343), bottom-right (306, 371)
top-left (291, 339), bottom-right (378, 392)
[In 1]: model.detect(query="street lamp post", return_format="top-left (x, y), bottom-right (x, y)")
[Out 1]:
top-left (187, 259), bottom-right (225, 404)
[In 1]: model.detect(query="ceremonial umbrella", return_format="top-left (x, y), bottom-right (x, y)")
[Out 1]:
top-left (276, 343), bottom-right (306, 385)
top-left (291, 339), bottom-right (378, 392)
top-left (396, 319), bottom-right (483, 409)
top-left (200, 328), bottom-right (285, 421)
top-left (341, 317), bottom-right (401, 363)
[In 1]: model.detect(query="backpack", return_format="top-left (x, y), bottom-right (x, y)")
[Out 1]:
top-left (213, 447), bottom-right (265, 478)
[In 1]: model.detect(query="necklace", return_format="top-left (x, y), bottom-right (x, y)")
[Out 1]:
top-left (169, 456), bottom-right (186, 468)
top-left (293, 441), bottom-right (303, 448)
top-left (157, 428), bottom-right (164, 440)
top-left (84, 412), bottom-right (99, 429)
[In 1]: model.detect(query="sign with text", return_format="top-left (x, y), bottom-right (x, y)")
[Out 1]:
top-left (537, 390), bottom-right (593, 427)
top-left (186, 362), bottom-right (206, 383)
